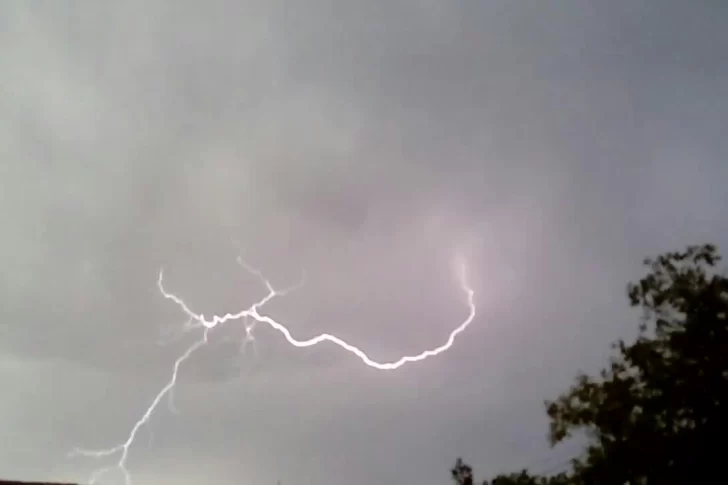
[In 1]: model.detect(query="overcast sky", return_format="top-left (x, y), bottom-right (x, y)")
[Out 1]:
top-left (2, 1), bottom-right (727, 484)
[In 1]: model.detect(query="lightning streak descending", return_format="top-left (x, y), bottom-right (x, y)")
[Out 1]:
top-left (72, 258), bottom-right (476, 485)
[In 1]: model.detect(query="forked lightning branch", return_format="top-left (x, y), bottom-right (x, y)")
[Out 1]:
top-left (70, 256), bottom-right (476, 485)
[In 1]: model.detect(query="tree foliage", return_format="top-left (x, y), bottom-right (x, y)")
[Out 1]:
top-left (452, 244), bottom-right (728, 484)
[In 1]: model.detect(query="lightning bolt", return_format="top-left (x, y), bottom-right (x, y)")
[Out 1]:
top-left (71, 256), bottom-right (476, 485)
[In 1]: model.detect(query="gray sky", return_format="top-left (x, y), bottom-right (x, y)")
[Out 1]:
top-left (2, 1), bottom-right (727, 484)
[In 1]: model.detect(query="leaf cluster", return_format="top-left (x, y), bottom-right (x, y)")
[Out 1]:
top-left (453, 244), bottom-right (728, 484)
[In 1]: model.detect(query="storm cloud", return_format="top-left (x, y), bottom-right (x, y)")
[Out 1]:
top-left (1, 1), bottom-right (727, 484)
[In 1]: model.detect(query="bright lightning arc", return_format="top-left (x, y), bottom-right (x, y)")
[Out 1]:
top-left (71, 256), bottom-right (476, 485)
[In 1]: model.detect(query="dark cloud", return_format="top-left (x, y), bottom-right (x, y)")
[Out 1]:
top-left (2, 1), bottom-right (727, 484)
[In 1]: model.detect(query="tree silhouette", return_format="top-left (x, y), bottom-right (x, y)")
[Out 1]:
top-left (451, 458), bottom-right (474, 485)
top-left (453, 244), bottom-right (728, 484)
